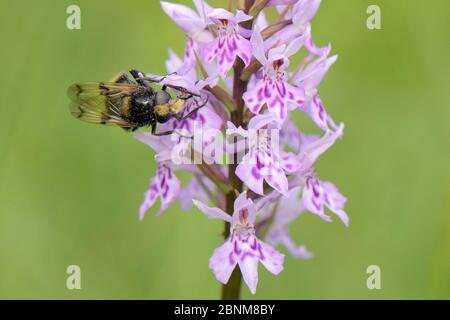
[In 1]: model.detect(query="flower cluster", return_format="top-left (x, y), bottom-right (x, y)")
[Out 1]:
top-left (136, 0), bottom-right (348, 295)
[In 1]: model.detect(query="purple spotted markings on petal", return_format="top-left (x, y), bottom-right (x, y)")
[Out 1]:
top-left (245, 59), bottom-right (305, 124)
top-left (193, 192), bottom-right (284, 294)
top-left (301, 171), bottom-right (349, 226)
top-left (244, 29), bottom-right (305, 124)
top-left (180, 36), bottom-right (199, 74)
top-left (231, 115), bottom-right (298, 195)
top-left (139, 162), bottom-right (180, 219)
top-left (292, 53), bottom-right (338, 131)
top-left (204, 9), bottom-right (252, 78)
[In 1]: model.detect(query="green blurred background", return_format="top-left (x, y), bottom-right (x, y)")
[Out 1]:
top-left (0, 0), bottom-right (449, 299)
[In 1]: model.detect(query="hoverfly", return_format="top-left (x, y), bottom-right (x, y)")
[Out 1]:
top-left (67, 69), bottom-right (207, 135)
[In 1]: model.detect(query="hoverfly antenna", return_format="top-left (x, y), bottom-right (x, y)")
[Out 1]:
top-left (129, 69), bottom-right (145, 79)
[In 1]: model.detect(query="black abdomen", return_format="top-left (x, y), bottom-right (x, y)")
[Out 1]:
top-left (127, 95), bottom-right (156, 127)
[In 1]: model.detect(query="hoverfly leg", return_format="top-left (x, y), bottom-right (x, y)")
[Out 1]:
top-left (151, 122), bottom-right (171, 136)
top-left (152, 123), bottom-right (193, 140)
top-left (153, 129), bottom-right (194, 140)
top-left (153, 130), bottom-right (175, 136)
top-left (178, 92), bottom-right (194, 100)
top-left (137, 79), bottom-right (147, 86)
top-left (136, 72), bottom-right (177, 84)
top-left (174, 96), bottom-right (209, 121)
top-left (129, 71), bottom-right (145, 86)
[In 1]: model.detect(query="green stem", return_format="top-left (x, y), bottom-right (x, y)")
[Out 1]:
top-left (196, 156), bottom-right (233, 194)
top-left (221, 60), bottom-right (246, 300)
top-left (220, 1), bottom-right (255, 298)
top-left (222, 268), bottom-right (243, 299)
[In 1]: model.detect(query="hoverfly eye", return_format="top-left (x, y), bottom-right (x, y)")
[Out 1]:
top-left (156, 90), bottom-right (171, 105)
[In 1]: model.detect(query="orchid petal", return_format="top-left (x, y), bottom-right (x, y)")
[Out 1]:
top-left (265, 168), bottom-right (289, 195)
top-left (304, 35), bottom-right (330, 56)
top-left (250, 26), bottom-right (267, 65)
top-left (258, 241), bottom-right (285, 275)
top-left (302, 173), bottom-right (348, 226)
top-left (292, 0), bottom-right (322, 27)
top-left (193, 199), bottom-right (232, 222)
top-left (286, 83), bottom-right (306, 107)
top-left (248, 113), bottom-right (277, 130)
top-left (236, 35), bottom-right (252, 66)
top-left (238, 252), bottom-right (259, 294)
top-left (296, 54), bottom-right (337, 89)
top-left (161, 1), bottom-right (206, 33)
top-left (209, 239), bottom-right (237, 284)
top-left (207, 8), bottom-right (235, 21)
top-left (235, 10), bottom-right (253, 23)
top-left (192, 0), bottom-right (212, 21)
top-left (322, 181), bottom-right (349, 226)
top-left (280, 151), bottom-right (302, 173)
top-left (233, 191), bottom-right (252, 213)
top-left (236, 153), bottom-right (265, 195)
top-left (281, 236), bottom-right (313, 259)
top-left (255, 11), bottom-right (268, 29)
top-left (243, 83), bottom-right (265, 114)
top-left (179, 176), bottom-right (212, 209)
top-left (267, 0), bottom-right (298, 6)
top-left (139, 181), bottom-right (159, 220)
top-left (284, 35), bottom-right (305, 58)
top-left (139, 163), bottom-right (180, 218)
top-left (298, 123), bottom-right (344, 172)
top-left (299, 94), bottom-right (329, 131)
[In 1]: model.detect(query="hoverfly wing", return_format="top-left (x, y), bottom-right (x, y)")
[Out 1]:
top-left (67, 81), bottom-right (136, 129)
